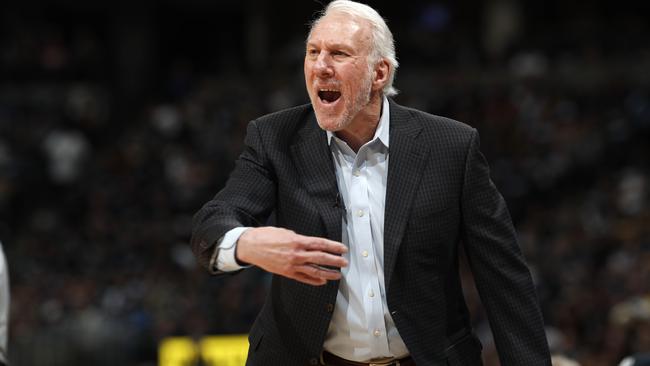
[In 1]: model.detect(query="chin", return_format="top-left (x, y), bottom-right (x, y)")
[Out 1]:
top-left (310, 102), bottom-right (346, 132)
top-left (315, 113), bottom-right (346, 132)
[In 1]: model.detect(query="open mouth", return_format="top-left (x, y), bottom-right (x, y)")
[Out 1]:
top-left (318, 89), bottom-right (341, 104)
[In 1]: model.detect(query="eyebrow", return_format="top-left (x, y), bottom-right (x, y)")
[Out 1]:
top-left (306, 41), bottom-right (355, 53)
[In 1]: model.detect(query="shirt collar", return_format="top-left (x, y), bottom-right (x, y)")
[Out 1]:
top-left (326, 96), bottom-right (390, 148)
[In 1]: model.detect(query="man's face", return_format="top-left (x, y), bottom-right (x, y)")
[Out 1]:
top-left (304, 13), bottom-right (375, 132)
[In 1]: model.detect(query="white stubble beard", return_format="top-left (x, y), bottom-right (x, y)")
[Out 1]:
top-left (313, 71), bottom-right (373, 132)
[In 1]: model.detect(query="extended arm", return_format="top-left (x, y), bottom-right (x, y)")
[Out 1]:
top-left (191, 120), bottom-right (347, 284)
top-left (191, 120), bottom-right (277, 273)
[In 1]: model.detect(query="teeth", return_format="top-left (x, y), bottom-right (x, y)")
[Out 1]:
top-left (319, 88), bottom-right (339, 92)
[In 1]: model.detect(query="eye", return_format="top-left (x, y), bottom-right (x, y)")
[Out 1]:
top-left (331, 50), bottom-right (349, 58)
top-left (307, 49), bottom-right (319, 57)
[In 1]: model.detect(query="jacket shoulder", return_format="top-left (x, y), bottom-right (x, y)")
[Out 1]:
top-left (247, 103), bottom-right (314, 144)
top-left (254, 103), bottom-right (313, 127)
top-left (393, 103), bottom-right (476, 149)
top-left (407, 106), bottom-right (475, 136)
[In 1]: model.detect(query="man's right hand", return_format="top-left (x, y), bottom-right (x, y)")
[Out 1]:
top-left (236, 227), bottom-right (348, 286)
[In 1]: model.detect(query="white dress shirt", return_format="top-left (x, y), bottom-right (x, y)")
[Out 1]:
top-left (214, 97), bottom-right (409, 362)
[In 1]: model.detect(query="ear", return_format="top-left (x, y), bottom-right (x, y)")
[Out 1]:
top-left (372, 59), bottom-right (390, 92)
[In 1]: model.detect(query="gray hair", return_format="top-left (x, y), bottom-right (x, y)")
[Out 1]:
top-left (309, 0), bottom-right (399, 96)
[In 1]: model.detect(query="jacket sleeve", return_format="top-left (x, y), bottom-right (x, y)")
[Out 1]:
top-left (190, 120), bottom-right (277, 274)
top-left (460, 129), bottom-right (552, 365)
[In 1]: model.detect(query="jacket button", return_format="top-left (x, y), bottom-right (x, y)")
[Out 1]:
top-left (325, 303), bottom-right (334, 313)
top-left (310, 357), bottom-right (319, 365)
top-left (199, 240), bottom-right (209, 249)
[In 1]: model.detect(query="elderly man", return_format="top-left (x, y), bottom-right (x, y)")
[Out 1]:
top-left (191, 1), bottom-right (551, 365)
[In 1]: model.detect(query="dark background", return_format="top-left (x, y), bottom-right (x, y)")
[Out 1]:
top-left (1, 0), bottom-right (649, 365)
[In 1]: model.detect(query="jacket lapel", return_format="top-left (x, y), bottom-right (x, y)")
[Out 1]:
top-left (288, 102), bottom-right (427, 289)
top-left (290, 112), bottom-right (343, 243)
top-left (384, 100), bottom-right (428, 290)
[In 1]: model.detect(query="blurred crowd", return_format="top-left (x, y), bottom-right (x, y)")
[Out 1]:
top-left (1, 1), bottom-right (649, 365)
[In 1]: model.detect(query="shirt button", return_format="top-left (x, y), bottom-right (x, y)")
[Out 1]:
top-left (368, 289), bottom-right (375, 298)
top-left (325, 303), bottom-right (334, 313)
top-left (353, 170), bottom-right (360, 177)
top-left (356, 209), bottom-right (364, 217)
top-left (361, 250), bottom-right (368, 257)
top-left (309, 357), bottom-right (319, 365)
top-left (373, 329), bottom-right (381, 337)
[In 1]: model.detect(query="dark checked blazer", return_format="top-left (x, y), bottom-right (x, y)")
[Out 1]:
top-left (191, 99), bottom-right (552, 366)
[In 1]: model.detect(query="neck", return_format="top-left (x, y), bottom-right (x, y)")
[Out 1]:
top-left (335, 93), bottom-right (383, 152)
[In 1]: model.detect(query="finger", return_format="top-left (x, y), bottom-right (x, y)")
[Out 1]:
top-left (297, 264), bottom-right (342, 281)
top-left (293, 272), bottom-right (327, 286)
top-left (297, 236), bottom-right (348, 254)
top-left (300, 251), bottom-right (348, 268)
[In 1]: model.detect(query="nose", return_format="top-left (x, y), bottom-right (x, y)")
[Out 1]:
top-left (314, 52), bottom-right (334, 78)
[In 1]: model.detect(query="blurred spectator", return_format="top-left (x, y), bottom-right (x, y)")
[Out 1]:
top-left (552, 354), bottom-right (581, 366)
top-left (42, 129), bottom-right (90, 184)
top-left (0, 241), bottom-right (9, 366)
top-left (620, 353), bottom-right (650, 366)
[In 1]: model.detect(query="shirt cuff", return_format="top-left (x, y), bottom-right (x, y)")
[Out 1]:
top-left (212, 227), bottom-right (252, 272)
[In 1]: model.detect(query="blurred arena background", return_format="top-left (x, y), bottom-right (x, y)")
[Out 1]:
top-left (1, 0), bottom-right (649, 365)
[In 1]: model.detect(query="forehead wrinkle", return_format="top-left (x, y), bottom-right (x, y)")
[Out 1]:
top-left (309, 13), bottom-right (373, 55)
